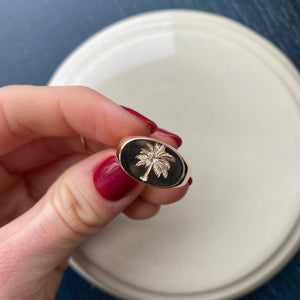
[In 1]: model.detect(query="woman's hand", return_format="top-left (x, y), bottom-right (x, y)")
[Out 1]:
top-left (0, 85), bottom-right (190, 300)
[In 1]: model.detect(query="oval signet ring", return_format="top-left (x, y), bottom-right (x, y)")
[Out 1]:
top-left (117, 137), bottom-right (191, 188)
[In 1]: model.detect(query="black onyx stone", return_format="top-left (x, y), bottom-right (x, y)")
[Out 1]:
top-left (118, 137), bottom-right (186, 188)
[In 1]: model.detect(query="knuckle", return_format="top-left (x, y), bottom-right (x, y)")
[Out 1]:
top-left (0, 85), bottom-right (36, 139)
top-left (52, 180), bottom-right (101, 236)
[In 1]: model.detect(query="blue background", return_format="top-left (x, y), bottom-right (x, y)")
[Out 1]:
top-left (0, 0), bottom-right (299, 299)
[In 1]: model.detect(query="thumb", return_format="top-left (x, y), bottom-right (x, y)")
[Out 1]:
top-left (0, 149), bottom-right (143, 295)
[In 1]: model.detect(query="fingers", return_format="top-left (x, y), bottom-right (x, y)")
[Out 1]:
top-left (151, 127), bottom-right (182, 148)
top-left (23, 127), bottom-right (187, 210)
top-left (119, 128), bottom-right (189, 219)
top-left (123, 197), bottom-right (160, 220)
top-left (0, 149), bottom-right (146, 298)
top-left (1, 124), bottom-right (187, 229)
top-left (23, 127), bottom-right (188, 216)
top-left (0, 136), bottom-right (97, 174)
top-left (0, 85), bottom-right (156, 155)
top-left (141, 184), bottom-right (190, 205)
top-left (24, 154), bottom-right (88, 200)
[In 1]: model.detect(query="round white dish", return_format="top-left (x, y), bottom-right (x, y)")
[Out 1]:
top-left (49, 10), bottom-right (300, 300)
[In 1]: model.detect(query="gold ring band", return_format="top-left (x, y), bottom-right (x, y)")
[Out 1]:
top-left (80, 136), bottom-right (93, 154)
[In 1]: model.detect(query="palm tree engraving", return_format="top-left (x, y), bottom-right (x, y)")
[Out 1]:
top-left (135, 142), bottom-right (176, 182)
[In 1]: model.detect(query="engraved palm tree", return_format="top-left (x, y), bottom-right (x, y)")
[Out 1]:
top-left (135, 142), bottom-right (175, 182)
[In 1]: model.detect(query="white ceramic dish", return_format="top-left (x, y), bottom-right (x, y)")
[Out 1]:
top-left (49, 10), bottom-right (300, 300)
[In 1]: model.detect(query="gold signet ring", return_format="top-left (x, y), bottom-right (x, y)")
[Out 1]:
top-left (117, 137), bottom-right (190, 188)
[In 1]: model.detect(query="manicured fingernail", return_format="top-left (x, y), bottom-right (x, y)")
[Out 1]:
top-left (121, 105), bottom-right (157, 134)
top-left (156, 127), bottom-right (182, 147)
top-left (93, 156), bottom-right (138, 201)
top-left (188, 177), bottom-right (193, 186)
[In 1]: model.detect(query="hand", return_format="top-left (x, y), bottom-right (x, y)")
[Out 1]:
top-left (0, 86), bottom-right (190, 300)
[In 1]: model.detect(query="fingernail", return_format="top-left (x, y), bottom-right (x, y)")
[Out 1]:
top-left (188, 177), bottom-right (193, 186)
top-left (156, 127), bottom-right (182, 147)
top-left (93, 156), bottom-right (138, 201)
top-left (121, 105), bottom-right (157, 134)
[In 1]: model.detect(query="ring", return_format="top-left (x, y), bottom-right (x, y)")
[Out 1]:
top-left (117, 137), bottom-right (191, 188)
top-left (80, 136), bottom-right (93, 154)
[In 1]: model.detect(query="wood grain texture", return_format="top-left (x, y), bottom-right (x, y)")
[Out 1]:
top-left (0, 0), bottom-right (299, 299)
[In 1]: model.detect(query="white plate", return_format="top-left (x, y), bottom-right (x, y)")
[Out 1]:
top-left (49, 10), bottom-right (300, 300)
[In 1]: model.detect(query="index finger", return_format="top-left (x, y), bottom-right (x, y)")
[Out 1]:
top-left (0, 85), bottom-right (156, 155)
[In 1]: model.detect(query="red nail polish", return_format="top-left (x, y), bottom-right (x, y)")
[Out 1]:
top-left (121, 105), bottom-right (157, 134)
top-left (156, 127), bottom-right (182, 147)
top-left (188, 177), bottom-right (193, 186)
top-left (93, 156), bottom-right (138, 201)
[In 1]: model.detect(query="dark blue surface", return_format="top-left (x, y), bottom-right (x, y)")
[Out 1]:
top-left (0, 0), bottom-right (299, 299)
